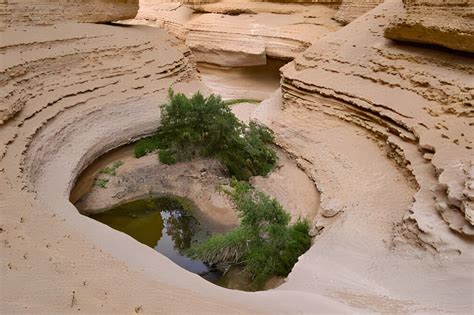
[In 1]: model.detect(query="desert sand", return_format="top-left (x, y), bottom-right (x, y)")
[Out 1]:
top-left (1, 0), bottom-right (473, 313)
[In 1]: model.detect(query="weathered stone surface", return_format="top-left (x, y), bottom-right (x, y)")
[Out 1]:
top-left (280, 0), bottom-right (474, 243)
top-left (0, 16), bottom-right (355, 315)
top-left (334, 0), bottom-right (384, 24)
top-left (186, 12), bottom-right (338, 66)
top-left (384, 0), bottom-right (474, 52)
top-left (1, 0), bottom-right (473, 313)
top-left (0, 0), bottom-right (139, 27)
top-left (132, 1), bottom-right (340, 66)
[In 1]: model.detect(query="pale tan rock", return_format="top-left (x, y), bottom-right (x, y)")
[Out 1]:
top-left (334, 0), bottom-right (385, 24)
top-left (1, 0), bottom-right (473, 313)
top-left (0, 18), bottom-right (353, 315)
top-left (281, 0), bottom-right (474, 241)
top-left (0, 0), bottom-right (139, 28)
top-left (384, 0), bottom-right (474, 52)
top-left (133, 1), bottom-right (340, 66)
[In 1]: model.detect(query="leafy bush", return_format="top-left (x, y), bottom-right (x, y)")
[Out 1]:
top-left (133, 135), bottom-right (163, 158)
top-left (187, 181), bottom-right (312, 290)
top-left (133, 89), bottom-right (277, 180)
top-left (158, 149), bottom-right (176, 165)
top-left (222, 98), bottom-right (260, 106)
top-left (95, 178), bottom-right (109, 188)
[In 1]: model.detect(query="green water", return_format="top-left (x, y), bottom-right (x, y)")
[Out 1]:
top-left (90, 196), bottom-right (222, 281)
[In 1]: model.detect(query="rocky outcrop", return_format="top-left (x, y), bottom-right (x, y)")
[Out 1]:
top-left (0, 23), bottom-right (194, 124)
top-left (0, 14), bottom-right (351, 314)
top-left (76, 157), bottom-right (239, 231)
top-left (182, 0), bottom-right (382, 26)
top-left (384, 0), bottom-right (474, 52)
top-left (0, 0), bottom-right (139, 27)
top-left (280, 0), bottom-right (474, 243)
top-left (334, 0), bottom-right (384, 24)
top-left (246, 1), bottom-right (473, 312)
top-left (132, 2), bottom-right (194, 40)
top-left (187, 10), bottom-right (340, 66)
top-left (2, 0), bottom-right (473, 313)
top-left (183, 0), bottom-right (340, 7)
top-left (133, 1), bottom-right (340, 66)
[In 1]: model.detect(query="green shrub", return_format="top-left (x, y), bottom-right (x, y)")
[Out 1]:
top-left (222, 98), bottom-right (260, 106)
top-left (158, 149), bottom-right (176, 165)
top-left (187, 227), bottom-right (249, 264)
top-left (133, 89), bottom-right (277, 180)
top-left (95, 178), bottom-right (109, 188)
top-left (188, 181), bottom-right (311, 290)
top-left (133, 135), bottom-right (163, 158)
top-left (100, 160), bottom-right (124, 176)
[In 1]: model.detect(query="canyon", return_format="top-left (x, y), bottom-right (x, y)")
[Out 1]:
top-left (1, 0), bottom-right (473, 313)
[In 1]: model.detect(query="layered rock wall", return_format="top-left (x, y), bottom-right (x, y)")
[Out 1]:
top-left (0, 11), bottom-right (354, 315)
top-left (280, 0), bottom-right (473, 244)
top-left (384, 0), bottom-right (474, 52)
top-left (334, 0), bottom-right (384, 24)
top-left (0, 0), bottom-right (139, 27)
top-left (133, 1), bottom-right (341, 66)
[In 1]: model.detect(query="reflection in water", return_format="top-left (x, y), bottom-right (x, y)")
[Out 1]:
top-left (90, 196), bottom-right (221, 281)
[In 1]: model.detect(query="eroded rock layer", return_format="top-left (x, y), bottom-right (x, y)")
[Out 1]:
top-left (246, 1), bottom-right (473, 311)
top-left (0, 17), bottom-right (352, 314)
top-left (1, 0), bottom-right (473, 313)
top-left (384, 0), bottom-right (474, 53)
top-left (280, 0), bottom-right (474, 242)
top-left (334, 0), bottom-right (384, 24)
top-left (133, 1), bottom-right (340, 66)
top-left (0, 0), bottom-right (139, 27)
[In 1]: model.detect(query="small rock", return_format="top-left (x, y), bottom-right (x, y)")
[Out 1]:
top-left (423, 153), bottom-right (434, 161)
top-left (322, 200), bottom-right (344, 218)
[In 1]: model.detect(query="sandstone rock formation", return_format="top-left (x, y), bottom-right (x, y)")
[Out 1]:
top-left (185, 0), bottom-right (384, 26)
top-left (0, 0), bottom-right (139, 27)
top-left (282, 2), bottom-right (474, 238)
top-left (185, 11), bottom-right (339, 66)
top-left (75, 157), bottom-right (240, 231)
top-left (279, 0), bottom-right (474, 241)
top-left (1, 0), bottom-right (473, 313)
top-left (334, 0), bottom-right (384, 24)
top-left (385, 0), bottom-right (474, 52)
top-left (133, 1), bottom-right (340, 66)
top-left (0, 2), bottom-right (351, 313)
top-left (250, 1), bottom-right (473, 311)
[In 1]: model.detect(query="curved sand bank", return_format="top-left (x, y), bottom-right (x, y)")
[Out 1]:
top-left (1, 1), bottom-right (473, 314)
top-left (0, 22), bottom-right (351, 314)
top-left (73, 101), bottom-right (320, 233)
